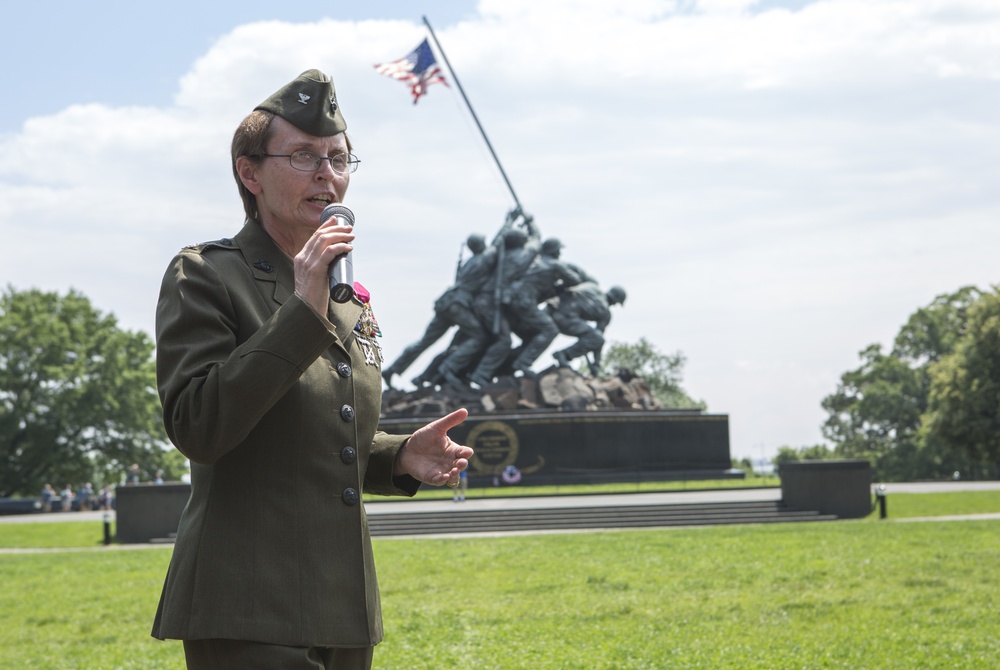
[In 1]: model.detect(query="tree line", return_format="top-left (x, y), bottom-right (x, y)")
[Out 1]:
top-left (776, 285), bottom-right (1000, 481)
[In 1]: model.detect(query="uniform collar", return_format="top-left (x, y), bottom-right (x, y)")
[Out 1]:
top-left (233, 220), bottom-right (364, 342)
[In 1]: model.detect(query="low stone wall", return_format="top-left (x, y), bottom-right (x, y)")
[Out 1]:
top-left (0, 498), bottom-right (42, 515)
top-left (780, 459), bottom-right (872, 519)
top-left (115, 483), bottom-right (191, 543)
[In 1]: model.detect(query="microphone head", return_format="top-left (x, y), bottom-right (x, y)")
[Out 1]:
top-left (320, 203), bottom-right (355, 226)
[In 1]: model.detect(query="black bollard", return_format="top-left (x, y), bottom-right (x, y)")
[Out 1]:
top-left (875, 484), bottom-right (887, 519)
top-left (103, 511), bottom-right (112, 545)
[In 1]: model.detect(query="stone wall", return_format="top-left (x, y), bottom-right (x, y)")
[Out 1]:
top-left (115, 483), bottom-right (190, 543)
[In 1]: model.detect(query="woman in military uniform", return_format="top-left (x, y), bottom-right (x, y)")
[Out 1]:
top-left (151, 69), bottom-right (472, 670)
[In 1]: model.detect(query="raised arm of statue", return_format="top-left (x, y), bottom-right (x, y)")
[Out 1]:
top-left (522, 214), bottom-right (540, 245)
top-left (491, 206), bottom-right (523, 246)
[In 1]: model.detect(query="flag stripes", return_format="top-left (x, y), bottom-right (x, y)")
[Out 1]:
top-left (375, 38), bottom-right (449, 104)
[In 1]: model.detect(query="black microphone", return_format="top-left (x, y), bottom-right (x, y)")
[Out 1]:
top-left (320, 203), bottom-right (355, 303)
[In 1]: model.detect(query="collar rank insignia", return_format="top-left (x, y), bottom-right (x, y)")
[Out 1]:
top-left (297, 92), bottom-right (311, 105)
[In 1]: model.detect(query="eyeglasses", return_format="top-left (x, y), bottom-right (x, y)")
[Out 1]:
top-left (252, 150), bottom-right (360, 174)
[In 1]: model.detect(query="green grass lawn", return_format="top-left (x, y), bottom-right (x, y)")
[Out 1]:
top-left (1, 490), bottom-right (998, 669)
top-left (0, 519), bottom-right (112, 550)
top-left (864, 489), bottom-right (1000, 519)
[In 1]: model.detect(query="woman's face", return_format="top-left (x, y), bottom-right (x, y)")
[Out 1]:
top-left (239, 116), bottom-right (351, 242)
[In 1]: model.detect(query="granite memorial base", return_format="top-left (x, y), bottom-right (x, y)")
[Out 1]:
top-left (380, 409), bottom-right (734, 486)
top-left (779, 459), bottom-right (872, 519)
top-left (115, 483), bottom-right (191, 543)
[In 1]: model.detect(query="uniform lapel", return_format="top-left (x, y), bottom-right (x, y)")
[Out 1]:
top-left (329, 299), bottom-right (363, 349)
top-left (234, 222), bottom-right (293, 306)
top-left (234, 222), bottom-right (360, 356)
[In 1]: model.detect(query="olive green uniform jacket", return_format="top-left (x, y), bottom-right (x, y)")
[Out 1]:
top-left (150, 221), bottom-right (418, 648)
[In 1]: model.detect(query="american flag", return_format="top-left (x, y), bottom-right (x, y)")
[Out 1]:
top-left (374, 38), bottom-right (449, 104)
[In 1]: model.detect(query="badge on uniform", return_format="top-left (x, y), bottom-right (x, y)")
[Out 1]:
top-left (353, 282), bottom-right (384, 367)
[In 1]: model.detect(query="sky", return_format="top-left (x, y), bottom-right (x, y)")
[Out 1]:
top-left (2, 0), bottom-right (999, 462)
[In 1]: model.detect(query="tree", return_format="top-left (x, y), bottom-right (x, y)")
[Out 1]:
top-left (923, 289), bottom-right (1000, 477)
top-left (0, 286), bottom-right (181, 497)
top-left (772, 444), bottom-right (836, 468)
top-left (821, 287), bottom-right (983, 481)
top-left (820, 344), bottom-right (928, 480)
top-left (602, 337), bottom-right (705, 409)
top-left (893, 285), bottom-right (981, 367)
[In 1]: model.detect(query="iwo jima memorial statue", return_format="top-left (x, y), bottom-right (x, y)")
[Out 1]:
top-left (376, 21), bottom-right (732, 485)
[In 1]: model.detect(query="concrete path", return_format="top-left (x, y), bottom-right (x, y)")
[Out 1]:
top-left (0, 509), bottom-right (115, 524)
top-left (364, 486), bottom-right (783, 516)
top-left (4, 480), bottom-right (1000, 524)
top-left (2, 481), bottom-right (999, 551)
top-left (870, 481), bottom-right (1000, 494)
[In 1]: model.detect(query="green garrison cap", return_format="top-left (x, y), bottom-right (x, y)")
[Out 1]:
top-left (254, 69), bottom-right (347, 137)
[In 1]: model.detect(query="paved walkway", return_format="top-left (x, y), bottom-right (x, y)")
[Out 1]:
top-left (5, 481), bottom-right (1000, 524)
top-left (868, 481), bottom-right (1000, 494)
top-left (0, 489), bottom-right (784, 535)
top-left (0, 509), bottom-right (115, 524)
top-left (364, 486), bottom-right (784, 516)
top-left (2, 481), bottom-right (999, 552)
top-left (362, 480), bottom-right (1000, 516)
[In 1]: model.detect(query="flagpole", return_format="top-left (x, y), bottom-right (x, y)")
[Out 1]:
top-left (422, 15), bottom-right (522, 212)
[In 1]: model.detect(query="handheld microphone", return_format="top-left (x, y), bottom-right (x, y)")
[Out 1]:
top-left (320, 203), bottom-right (355, 303)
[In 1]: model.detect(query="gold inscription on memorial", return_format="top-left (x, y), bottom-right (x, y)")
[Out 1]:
top-left (466, 421), bottom-right (519, 475)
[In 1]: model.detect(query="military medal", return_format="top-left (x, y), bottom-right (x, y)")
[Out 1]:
top-left (353, 282), bottom-right (384, 366)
